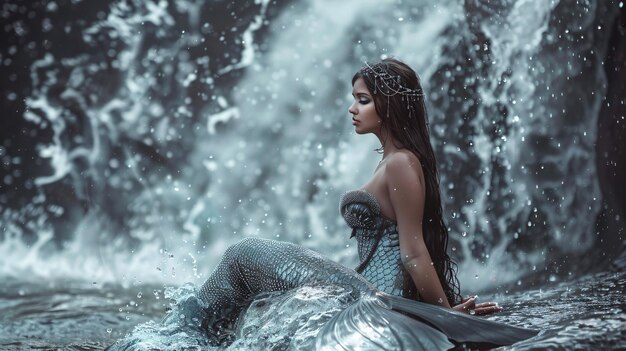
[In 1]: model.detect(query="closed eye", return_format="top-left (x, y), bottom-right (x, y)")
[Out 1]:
top-left (352, 91), bottom-right (371, 105)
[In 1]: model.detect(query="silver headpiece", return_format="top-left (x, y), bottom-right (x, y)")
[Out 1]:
top-left (360, 61), bottom-right (425, 120)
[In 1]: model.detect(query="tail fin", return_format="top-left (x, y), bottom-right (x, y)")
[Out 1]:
top-left (315, 295), bottom-right (455, 350)
top-left (315, 292), bottom-right (538, 350)
top-left (379, 292), bottom-right (539, 347)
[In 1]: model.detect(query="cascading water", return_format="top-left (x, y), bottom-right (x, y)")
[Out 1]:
top-left (0, 0), bottom-right (624, 349)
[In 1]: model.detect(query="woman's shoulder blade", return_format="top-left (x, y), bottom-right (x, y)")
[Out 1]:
top-left (385, 151), bottom-right (423, 183)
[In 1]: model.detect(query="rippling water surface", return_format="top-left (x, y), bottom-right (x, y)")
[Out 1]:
top-left (1, 268), bottom-right (623, 350)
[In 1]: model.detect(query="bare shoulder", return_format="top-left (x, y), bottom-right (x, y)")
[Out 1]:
top-left (385, 150), bottom-right (424, 184)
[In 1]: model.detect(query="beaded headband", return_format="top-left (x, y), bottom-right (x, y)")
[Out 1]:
top-left (360, 61), bottom-right (425, 119)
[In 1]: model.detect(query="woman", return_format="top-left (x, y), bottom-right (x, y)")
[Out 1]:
top-left (197, 58), bottom-right (537, 349)
top-left (347, 58), bottom-right (497, 314)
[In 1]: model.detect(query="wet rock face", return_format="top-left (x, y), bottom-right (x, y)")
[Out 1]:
top-left (428, 0), bottom-right (625, 281)
top-left (595, 5), bottom-right (626, 264)
top-left (0, 0), bottom-right (291, 237)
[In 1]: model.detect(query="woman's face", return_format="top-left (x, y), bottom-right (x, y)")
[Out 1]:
top-left (349, 77), bottom-right (382, 135)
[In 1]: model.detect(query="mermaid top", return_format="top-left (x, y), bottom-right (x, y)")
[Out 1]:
top-left (340, 189), bottom-right (418, 300)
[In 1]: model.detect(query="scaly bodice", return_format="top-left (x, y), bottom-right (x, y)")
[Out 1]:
top-left (339, 189), bottom-right (418, 300)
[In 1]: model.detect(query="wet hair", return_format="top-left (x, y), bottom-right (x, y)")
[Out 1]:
top-left (352, 57), bottom-right (461, 306)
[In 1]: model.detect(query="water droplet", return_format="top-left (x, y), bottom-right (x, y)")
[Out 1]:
top-left (438, 298), bottom-right (443, 304)
top-left (137, 292), bottom-right (143, 299)
top-left (469, 310), bottom-right (476, 315)
top-left (106, 328), bottom-right (112, 333)
top-left (474, 274), bottom-right (479, 279)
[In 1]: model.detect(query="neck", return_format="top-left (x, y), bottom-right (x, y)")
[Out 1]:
top-left (376, 127), bottom-right (402, 160)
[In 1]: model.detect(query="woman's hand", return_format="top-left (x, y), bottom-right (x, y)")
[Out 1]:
top-left (452, 295), bottom-right (503, 316)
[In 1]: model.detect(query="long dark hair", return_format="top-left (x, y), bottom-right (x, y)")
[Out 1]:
top-left (352, 57), bottom-right (461, 306)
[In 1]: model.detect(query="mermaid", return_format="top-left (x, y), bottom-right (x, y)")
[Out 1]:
top-left (195, 58), bottom-right (539, 350)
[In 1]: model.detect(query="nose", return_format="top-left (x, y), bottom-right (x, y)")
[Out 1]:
top-left (348, 101), bottom-right (357, 116)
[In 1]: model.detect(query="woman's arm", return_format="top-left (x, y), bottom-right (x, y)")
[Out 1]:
top-left (385, 153), bottom-right (451, 308)
top-left (386, 153), bottom-right (502, 315)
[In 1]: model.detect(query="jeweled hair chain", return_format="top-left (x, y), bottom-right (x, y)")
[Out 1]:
top-left (361, 61), bottom-right (425, 120)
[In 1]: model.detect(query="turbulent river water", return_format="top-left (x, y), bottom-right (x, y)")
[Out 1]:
top-left (1, 268), bottom-right (624, 350)
top-left (1, 0), bottom-right (624, 349)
